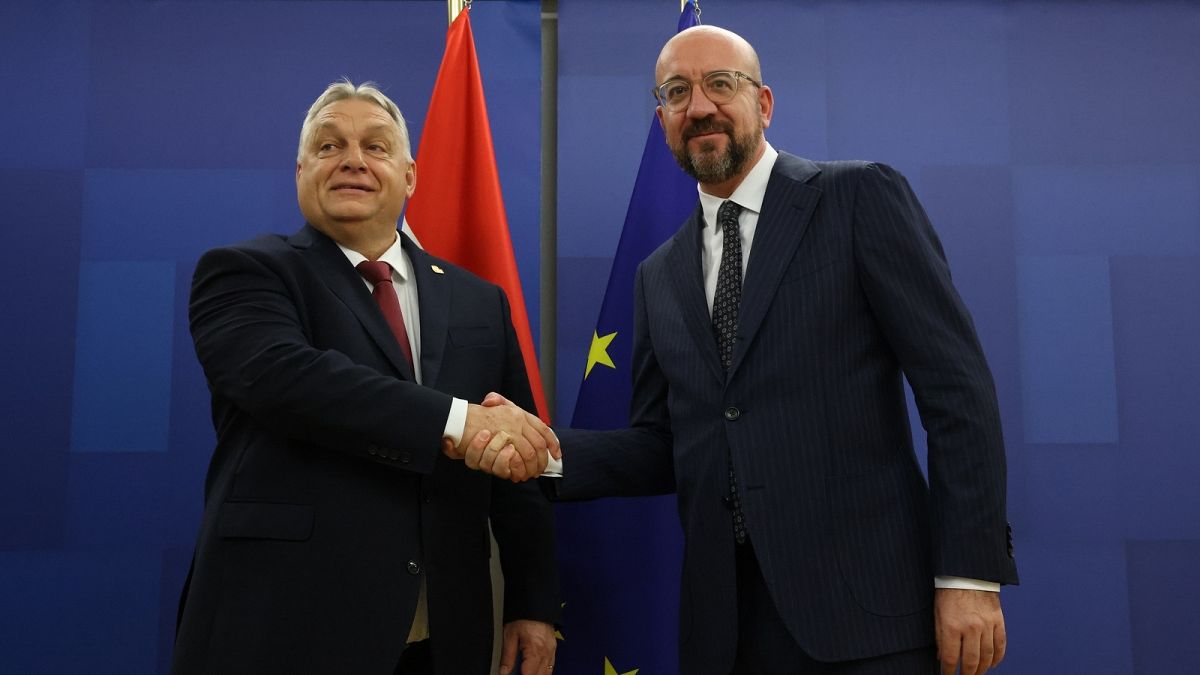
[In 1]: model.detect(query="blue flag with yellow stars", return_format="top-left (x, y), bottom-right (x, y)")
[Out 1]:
top-left (555, 3), bottom-right (701, 674)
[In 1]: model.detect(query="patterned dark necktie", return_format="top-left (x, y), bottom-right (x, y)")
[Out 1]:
top-left (356, 260), bottom-right (415, 371)
top-left (712, 200), bottom-right (748, 544)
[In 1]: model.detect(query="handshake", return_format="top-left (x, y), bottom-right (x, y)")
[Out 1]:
top-left (441, 392), bottom-right (559, 482)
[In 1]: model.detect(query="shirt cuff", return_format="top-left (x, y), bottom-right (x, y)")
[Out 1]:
top-left (442, 397), bottom-right (468, 446)
top-left (542, 454), bottom-right (563, 478)
top-left (935, 576), bottom-right (1000, 592)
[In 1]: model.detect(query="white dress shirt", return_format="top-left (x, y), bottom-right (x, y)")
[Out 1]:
top-left (336, 233), bottom-right (469, 448)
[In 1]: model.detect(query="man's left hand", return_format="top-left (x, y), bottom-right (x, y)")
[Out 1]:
top-left (499, 619), bottom-right (557, 675)
top-left (935, 588), bottom-right (1006, 675)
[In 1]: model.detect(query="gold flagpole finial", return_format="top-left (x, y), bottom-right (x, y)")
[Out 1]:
top-left (448, 0), bottom-right (470, 26)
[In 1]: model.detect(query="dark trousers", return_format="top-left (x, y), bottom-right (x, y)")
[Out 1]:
top-left (733, 542), bottom-right (937, 675)
top-left (394, 639), bottom-right (433, 675)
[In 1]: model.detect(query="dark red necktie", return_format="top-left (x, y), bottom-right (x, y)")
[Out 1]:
top-left (356, 260), bottom-right (414, 371)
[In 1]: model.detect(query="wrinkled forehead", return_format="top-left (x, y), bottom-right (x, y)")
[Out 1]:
top-left (313, 99), bottom-right (399, 136)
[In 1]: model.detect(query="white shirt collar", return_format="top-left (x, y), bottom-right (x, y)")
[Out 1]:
top-left (697, 141), bottom-right (779, 223)
top-left (335, 231), bottom-right (409, 282)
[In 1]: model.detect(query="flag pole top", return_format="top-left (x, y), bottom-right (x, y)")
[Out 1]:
top-left (448, 0), bottom-right (470, 26)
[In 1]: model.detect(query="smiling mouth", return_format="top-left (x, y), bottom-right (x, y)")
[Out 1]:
top-left (331, 185), bottom-right (375, 192)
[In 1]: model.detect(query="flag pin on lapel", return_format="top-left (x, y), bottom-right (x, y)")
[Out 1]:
top-left (431, 264), bottom-right (444, 275)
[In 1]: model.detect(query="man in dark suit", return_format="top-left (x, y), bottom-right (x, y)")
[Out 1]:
top-left (478, 25), bottom-right (1018, 675)
top-left (171, 81), bottom-right (561, 675)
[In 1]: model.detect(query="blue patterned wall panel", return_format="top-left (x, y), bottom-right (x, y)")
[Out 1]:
top-left (70, 261), bottom-right (175, 454)
top-left (1127, 539), bottom-right (1200, 672)
top-left (0, 2), bottom-right (90, 170)
top-left (0, 551), bottom-right (160, 674)
top-left (81, 169), bottom-right (296, 260)
top-left (1015, 166), bottom-right (1200, 256)
top-left (1007, 3), bottom-right (1200, 164)
top-left (84, 2), bottom-right (441, 171)
top-left (0, 169), bottom-right (83, 551)
top-left (1110, 256), bottom-right (1200, 538)
top-left (1001, 541), bottom-right (1135, 673)
top-left (1024, 443), bottom-right (1128, 541)
top-left (1017, 255), bottom-right (1119, 443)
top-left (823, 2), bottom-right (1010, 167)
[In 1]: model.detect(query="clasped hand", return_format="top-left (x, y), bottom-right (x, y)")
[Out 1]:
top-left (442, 393), bottom-right (559, 482)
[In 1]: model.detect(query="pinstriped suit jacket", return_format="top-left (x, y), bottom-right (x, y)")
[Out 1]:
top-left (557, 153), bottom-right (1018, 672)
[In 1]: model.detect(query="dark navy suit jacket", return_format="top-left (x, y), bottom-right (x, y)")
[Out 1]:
top-left (172, 225), bottom-right (559, 674)
top-left (557, 153), bottom-right (1018, 672)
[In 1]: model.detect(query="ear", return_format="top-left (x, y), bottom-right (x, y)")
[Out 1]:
top-left (404, 161), bottom-right (417, 199)
top-left (758, 84), bottom-right (774, 130)
top-left (295, 162), bottom-right (303, 182)
top-left (655, 105), bottom-right (667, 134)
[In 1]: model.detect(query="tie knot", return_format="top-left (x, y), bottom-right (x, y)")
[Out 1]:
top-left (356, 260), bottom-right (393, 286)
top-left (718, 200), bottom-right (742, 233)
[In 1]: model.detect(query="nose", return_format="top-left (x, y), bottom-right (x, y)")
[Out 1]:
top-left (686, 86), bottom-right (719, 118)
top-left (341, 145), bottom-right (366, 171)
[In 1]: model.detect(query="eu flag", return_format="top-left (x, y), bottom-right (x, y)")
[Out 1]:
top-left (556, 3), bottom-right (701, 674)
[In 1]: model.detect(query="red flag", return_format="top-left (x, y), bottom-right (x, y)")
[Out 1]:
top-left (406, 8), bottom-right (549, 421)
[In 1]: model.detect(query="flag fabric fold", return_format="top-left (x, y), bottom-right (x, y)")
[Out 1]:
top-left (406, 8), bottom-right (549, 420)
top-left (557, 3), bottom-right (701, 673)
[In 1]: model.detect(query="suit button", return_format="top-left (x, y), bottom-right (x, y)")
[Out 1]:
top-left (724, 407), bottom-right (740, 421)
top-left (367, 444), bottom-right (379, 456)
top-left (399, 452), bottom-right (412, 464)
top-left (407, 560), bottom-right (421, 575)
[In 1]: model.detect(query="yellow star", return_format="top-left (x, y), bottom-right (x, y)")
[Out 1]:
top-left (603, 657), bottom-right (638, 675)
top-left (585, 331), bottom-right (618, 379)
top-left (555, 603), bottom-right (565, 641)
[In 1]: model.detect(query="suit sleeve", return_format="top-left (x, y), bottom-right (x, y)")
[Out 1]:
top-left (189, 244), bottom-right (452, 474)
top-left (552, 263), bottom-right (676, 501)
top-left (851, 163), bottom-right (1018, 585)
top-left (485, 287), bottom-right (562, 624)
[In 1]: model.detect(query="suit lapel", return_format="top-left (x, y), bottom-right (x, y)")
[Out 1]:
top-left (290, 225), bottom-right (416, 381)
top-left (729, 155), bottom-right (823, 377)
top-left (665, 205), bottom-right (726, 384)
top-left (402, 235), bottom-right (451, 389)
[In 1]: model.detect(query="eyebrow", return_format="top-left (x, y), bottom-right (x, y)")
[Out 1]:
top-left (661, 69), bottom-right (740, 81)
top-left (361, 122), bottom-right (397, 137)
top-left (311, 121), bottom-right (343, 137)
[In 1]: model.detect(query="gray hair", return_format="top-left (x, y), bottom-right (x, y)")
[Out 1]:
top-left (297, 78), bottom-right (412, 163)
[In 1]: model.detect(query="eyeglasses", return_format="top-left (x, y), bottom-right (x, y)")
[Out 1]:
top-left (654, 70), bottom-right (762, 112)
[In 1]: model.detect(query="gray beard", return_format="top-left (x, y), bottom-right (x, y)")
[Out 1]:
top-left (673, 129), bottom-right (760, 184)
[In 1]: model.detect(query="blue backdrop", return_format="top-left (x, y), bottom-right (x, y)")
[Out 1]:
top-left (0, 1), bottom-right (542, 672)
top-left (1, 0), bottom-right (1197, 673)
top-left (555, 2), bottom-right (1200, 674)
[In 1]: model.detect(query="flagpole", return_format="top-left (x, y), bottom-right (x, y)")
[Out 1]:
top-left (448, 0), bottom-right (468, 25)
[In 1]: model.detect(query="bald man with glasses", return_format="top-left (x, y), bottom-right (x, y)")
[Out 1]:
top-left (478, 25), bottom-right (1018, 675)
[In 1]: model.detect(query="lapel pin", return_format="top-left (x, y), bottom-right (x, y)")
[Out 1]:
top-left (431, 264), bottom-right (444, 275)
